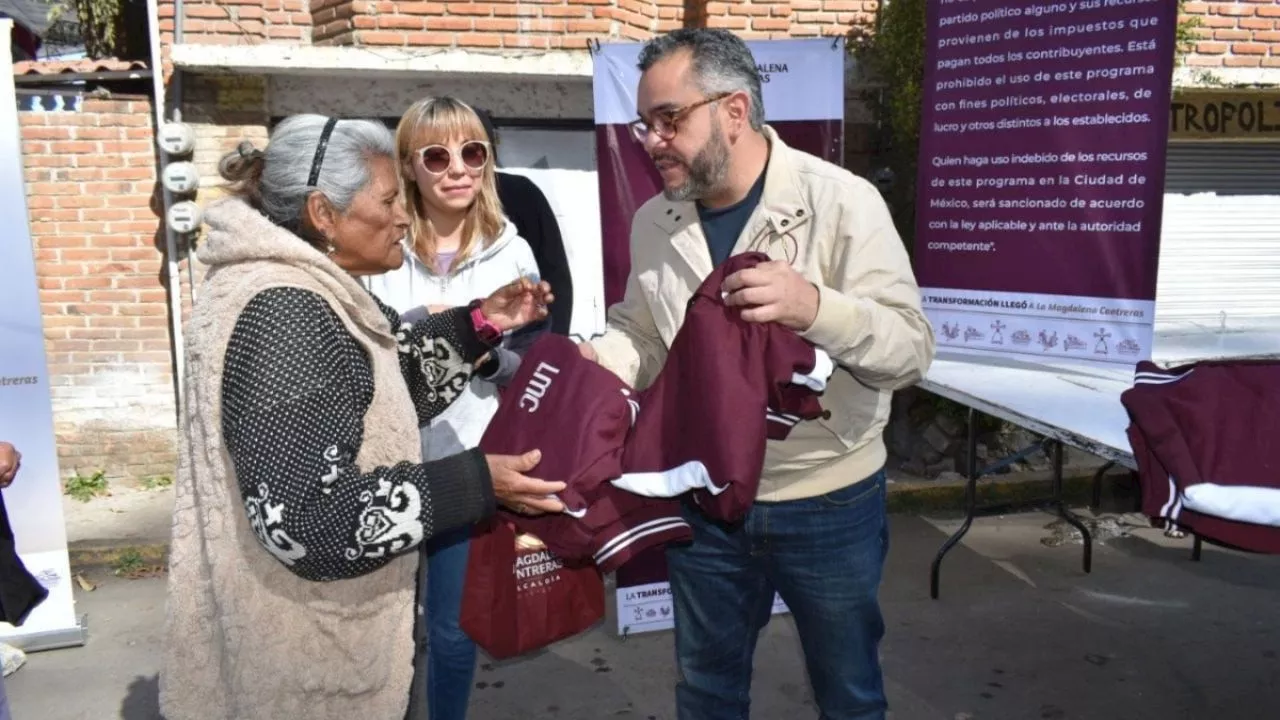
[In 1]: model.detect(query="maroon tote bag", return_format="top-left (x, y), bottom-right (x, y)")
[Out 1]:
top-left (460, 517), bottom-right (606, 660)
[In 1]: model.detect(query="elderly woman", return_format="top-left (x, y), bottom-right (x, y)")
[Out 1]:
top-left (159, 114), bottom-right (565, 720)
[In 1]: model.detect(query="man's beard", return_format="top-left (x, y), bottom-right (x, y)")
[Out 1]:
top-left (657, 123), bottom-right (730, 202)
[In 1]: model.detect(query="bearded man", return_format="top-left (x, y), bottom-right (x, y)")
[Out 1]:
top-left (578, 28), bottom-right (935, 720)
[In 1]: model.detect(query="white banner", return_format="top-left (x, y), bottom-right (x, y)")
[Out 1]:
top-left (0, 22), bottom-right (86, 651)
top-left (592, 37), bottom-right (847, 126)
top-left (591, 37), bottom-right (846, 636)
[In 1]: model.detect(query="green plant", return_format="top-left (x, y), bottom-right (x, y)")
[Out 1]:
top-left (141, 475), bottom-right (173, 491)
top-left (64, 469), bottom-right (109, 503)
top-left (111, 546), bottom-right (165, 579)
top-left (1174, 0), bottom-right (1201, 66)
top-left (47, 0), bottom-right (130, 60)
top-left (113, 548), bottom-right (144, 577)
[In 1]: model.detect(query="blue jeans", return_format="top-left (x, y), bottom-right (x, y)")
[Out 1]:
top-left (424, 526), bottom-right (477, 720)
top-left (666, 470), bottom-right (890, 720)
top-left (0, 668), bottom-right (10, 720)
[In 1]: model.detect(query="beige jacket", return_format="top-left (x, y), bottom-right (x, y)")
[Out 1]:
top-left (160, 197), bottom-right (421, 720)
top-left (590, 127), bottom-right (935, 501)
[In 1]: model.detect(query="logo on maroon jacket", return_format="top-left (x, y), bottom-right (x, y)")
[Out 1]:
top-left (519, 362), bottom-right (561, 413)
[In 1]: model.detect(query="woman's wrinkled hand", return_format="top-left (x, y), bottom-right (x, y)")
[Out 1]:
top-left (479, 277), bottom-right (554, 333)
top-left (484, 449), bottom-right (565, 516)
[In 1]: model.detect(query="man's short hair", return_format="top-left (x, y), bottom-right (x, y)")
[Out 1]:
top-left (637, 28), bottom-right (765, 131)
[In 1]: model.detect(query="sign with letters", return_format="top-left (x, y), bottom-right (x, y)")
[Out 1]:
top-left (1169, 89), bottom-right (1280, 141)
top-left (0, 22), bottom-right (85, 651)
top-left (914, 0), bottom-right (1179, 368)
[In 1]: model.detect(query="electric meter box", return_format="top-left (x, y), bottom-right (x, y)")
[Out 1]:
top-left (162, 162), bottom-right (200, 194)
top-left (157, 122), bottom-right (195, 156)
top-left (167, 200), bottom-right (203, 234)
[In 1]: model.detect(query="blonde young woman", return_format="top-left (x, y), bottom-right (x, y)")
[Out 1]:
top-left (365, 96), bottom-right (544, 720)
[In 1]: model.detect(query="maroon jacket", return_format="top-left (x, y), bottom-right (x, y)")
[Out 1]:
top-left (1122, 359), bottom-right (1280, 553)
top-left (621, 251), bottom-right (832, 524)
top-left (477, 334), bottom-right (691, 573)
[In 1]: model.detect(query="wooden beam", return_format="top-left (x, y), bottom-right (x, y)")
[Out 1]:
top-left (683, 0), bottom-right (708, 28)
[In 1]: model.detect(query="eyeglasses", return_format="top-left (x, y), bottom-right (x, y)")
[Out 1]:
top-left (414, 140), bottom-right (491, 176)
top-left (628, 92), bottom-right (731, 143)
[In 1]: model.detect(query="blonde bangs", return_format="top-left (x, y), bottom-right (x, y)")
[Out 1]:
top-left (396, 95), bottom-right (506, 274)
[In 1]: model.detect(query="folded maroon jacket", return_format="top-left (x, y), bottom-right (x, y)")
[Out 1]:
top-left (619, 251), bottom-right (833, 523)
top-left (478, 334), bottom-right (691, 572)
top-left (1122, 359), bottom-right (1280, 553)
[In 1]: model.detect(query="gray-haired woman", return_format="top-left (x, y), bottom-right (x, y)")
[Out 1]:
top-left (159, 114), bottom-right (565, 720)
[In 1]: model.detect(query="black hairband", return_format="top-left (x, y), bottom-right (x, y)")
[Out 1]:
top-left (307, 116), bottom-right (339, 187)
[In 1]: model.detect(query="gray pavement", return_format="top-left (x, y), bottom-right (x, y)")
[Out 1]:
top-left (8, 510), bottom-right (1280, 719)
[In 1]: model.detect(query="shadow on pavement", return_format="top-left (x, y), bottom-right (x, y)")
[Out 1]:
top-left (121, 674), bottom-right (162, 720)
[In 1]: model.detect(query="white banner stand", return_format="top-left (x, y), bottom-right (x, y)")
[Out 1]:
top-left (0, 20), bottom-right (88, 652)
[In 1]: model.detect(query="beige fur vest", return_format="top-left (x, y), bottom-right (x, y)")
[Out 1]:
top-left (160, 197), bottom-right (422, 720)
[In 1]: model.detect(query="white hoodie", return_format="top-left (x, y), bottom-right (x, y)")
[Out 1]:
top-left (365, 219), bottom-right (538, 461)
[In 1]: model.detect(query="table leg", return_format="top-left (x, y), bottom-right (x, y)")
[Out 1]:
top-left (1089, 461), bottom-right (1115, 512)
top-left (930, 407), bottom-right (979, 600)
top-left (1051, 441), bottom-right (1092, 574)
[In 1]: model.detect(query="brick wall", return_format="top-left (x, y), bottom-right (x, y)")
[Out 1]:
top-left (19, 94), bottom-right (178, 485)
top-left (162, 0), bottom-right (877, 48)
top-left (1182, 0), bottom-right (1280, 69)
top-left (705, 0), bottom-right (878, 39)
top-left (157, 0), bottom-right (311, 45)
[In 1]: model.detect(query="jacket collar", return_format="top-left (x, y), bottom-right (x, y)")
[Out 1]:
top-left (648, 126), bottom-right (813, 277)
top-left (200, 196), bottom-right (395, 340)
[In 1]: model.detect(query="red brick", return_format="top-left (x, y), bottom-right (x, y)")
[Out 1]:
top-left (1197, 14), bottom-right (1236, 28)
top-left (567, 18), bottom-right (611, 32)
top-left (1214, 28), bottom-right (1252, 40)
top-left (1231, 41), bottom-right (1268, 54)
top-left (543, 5), bottom-right (590, 17)
top-left (796, 11), bottom-right (837, 23)
top-left (382, 14), bottom-right (430, 29)
top-left (425, 16), bottom-right (473, 30)
top-left (448, 3), bottom-right (497, 15)
top-left (396, 2), bottom-right (448, 14)
top-left (458, 32), bottom-right (503, 47)
top-left (1224, 54), bottom-right (1263, 66)
top-left (475, 17), bottom-right (520, 31)
top-left (752, 17), bottom-right (791, 31)
top-left (1214, 4), bottom-right (1255, 17)
top-left (708, 14), bottom-right (748, 29)
top-left (402, 32), bottom-right (454, 45)
top-left (493, 4), bottom-right (541, 16)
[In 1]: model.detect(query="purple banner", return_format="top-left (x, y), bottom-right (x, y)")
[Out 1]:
top-left (914, 0), bottom-right (1178, 366)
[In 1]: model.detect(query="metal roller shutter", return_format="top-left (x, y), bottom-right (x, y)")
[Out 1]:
top-left (1155, 142), bottom-right (1280, 325)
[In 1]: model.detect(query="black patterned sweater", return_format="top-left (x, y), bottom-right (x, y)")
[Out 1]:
top-left (220, 286), bottom-right (497, 582)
